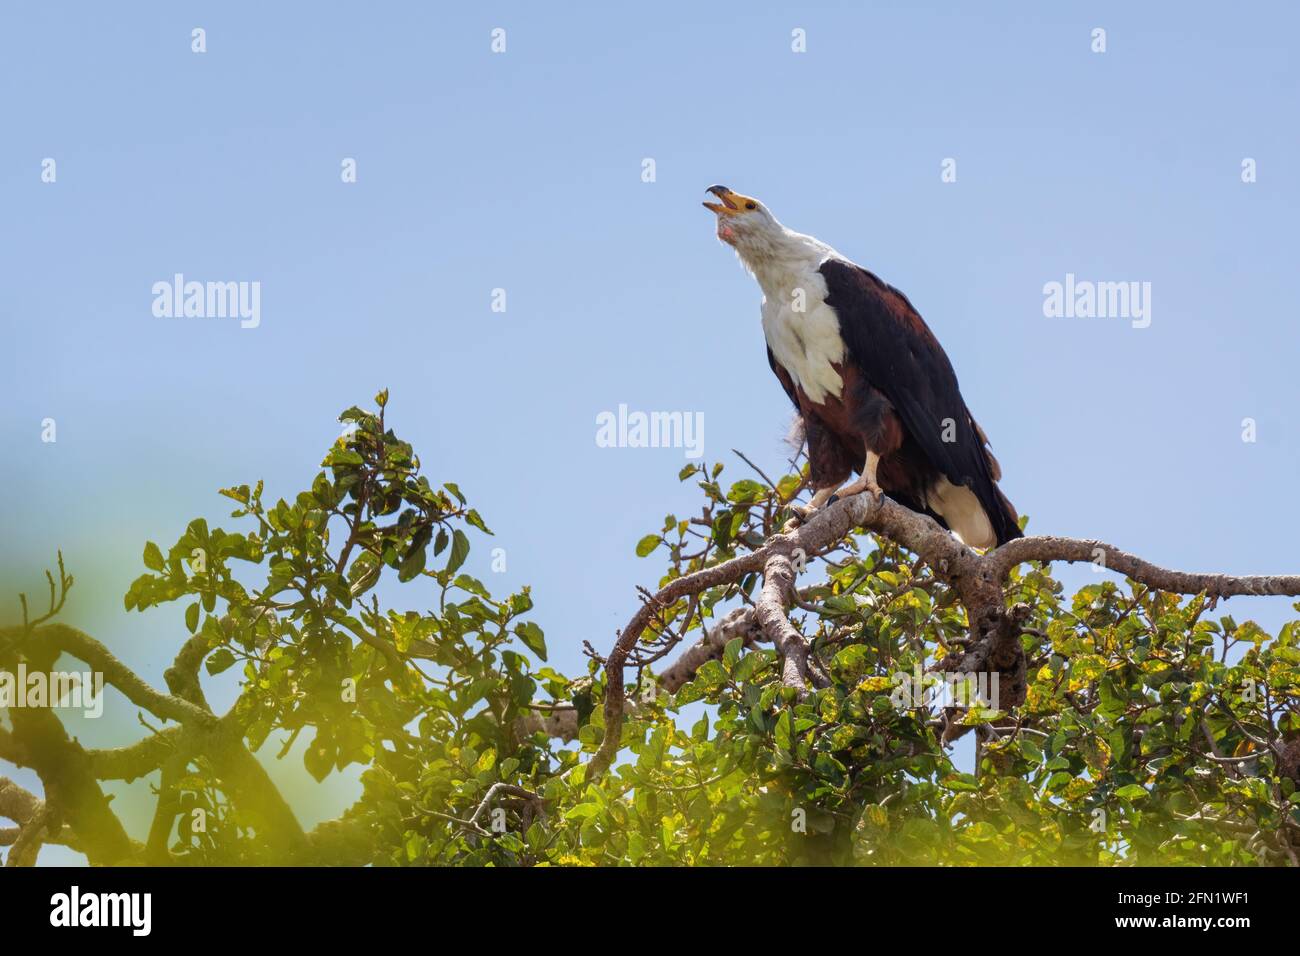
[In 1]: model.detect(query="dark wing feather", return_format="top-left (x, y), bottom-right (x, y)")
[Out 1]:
top-left (767, 347), bottom-right (799, 407)
top-left (818, 258), bottom-right (1020, 544)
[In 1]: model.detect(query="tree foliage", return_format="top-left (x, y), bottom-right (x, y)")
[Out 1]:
top-left (2, 395), bottom-right (1298, 866)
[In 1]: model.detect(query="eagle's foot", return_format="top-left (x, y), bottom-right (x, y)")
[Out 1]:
top-left (782, 485), bottom-right (842, 532)
top-left (830, 479), bottom-right (883, 506)
top-left (782, 503), bottom-right (817, 533)
top-left (828, 452), bottom-right (883, 506)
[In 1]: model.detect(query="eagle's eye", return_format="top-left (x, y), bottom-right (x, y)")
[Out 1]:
top-left (745, 202), bottom-right (757, 210)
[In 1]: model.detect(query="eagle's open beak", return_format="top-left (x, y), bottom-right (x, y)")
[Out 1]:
top-left (703, 184), bottom-right (756, 215)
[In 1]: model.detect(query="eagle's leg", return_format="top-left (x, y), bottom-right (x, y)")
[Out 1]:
top-left (782, 414), bottom-right (855, 532)
top-left (830, 451), bottom-right (883, 503)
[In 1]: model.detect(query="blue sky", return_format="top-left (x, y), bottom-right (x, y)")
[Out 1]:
top-left (3, 2), bottom-right (1299, 862)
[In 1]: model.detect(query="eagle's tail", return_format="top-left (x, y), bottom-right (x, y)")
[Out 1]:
top-left (926, 478), bottom-right (1022, 550)
top-left (972, 418), bottom-right (1022, 546)
top-left (990, 485), bottom-right (1023, 546)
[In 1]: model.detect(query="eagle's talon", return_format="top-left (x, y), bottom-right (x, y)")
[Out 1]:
top-left (782, 503), bottom-right (814, 532)
top-left (835, 476), bottom-right (883, 503)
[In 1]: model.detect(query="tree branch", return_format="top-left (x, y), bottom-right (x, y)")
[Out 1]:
top-left (0, 777), bottom-right (42, 827)
top-left (988, 536), bottom-right (1300, 598)
top-left (0, 775), bottom-right (48, 866)
top-left (754, 552), bottom-right (822, 693)
top-left (0, 623), bottom-right (217, 727)
top-left (592, 491), bottom-right (1300, 780)
top-left (657, 606), bottom-right (765, 692)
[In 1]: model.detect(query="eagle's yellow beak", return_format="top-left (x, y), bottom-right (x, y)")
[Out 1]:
top-left (702, 184), bottom-right (758, 215)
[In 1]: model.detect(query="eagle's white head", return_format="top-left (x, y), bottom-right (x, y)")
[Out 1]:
top-left (702, 185), bottom-right (834, 280)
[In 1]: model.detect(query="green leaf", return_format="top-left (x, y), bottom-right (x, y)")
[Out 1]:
top-left (723, 636), bottom-right (744, 669)
top-left (941, 773), bottom-right (980, 792)
top-left (711, 510), bottom-right (734, 550)
top-left (515, 621), bottom-right (548, 661)
top-left (205, 648), bottom-right (236, 676)
top-left (304, 739), bottom-right (335, 783)
top-left (635, 534), bottom-right (662, 558)
top-left (726, 479), bottom-right (765, 504)
top-left (1045, 771), bottom-right (1073, 792)
top-left (465, 509), bottom-right (493, 535)
top-left (185, 603), bottom-right (199, 634)
top-left (219, 485), bottom-right (250, 505)
top-left (398, 537), bottom-right (428, 582)
top-left (447, 529), bottom-right (470, 574)
top-left (142, 541), bottom-right (164, 572)
top-left (774, 710), bottom-right (793, 751)
top-left (1114, 784), bottom-right (1149, 801)
top-left (453, 574), bottom-right (490, 598)
top-left (565, 802), bottom-right (601, 820)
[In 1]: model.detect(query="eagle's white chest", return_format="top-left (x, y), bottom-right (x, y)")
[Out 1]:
top-left (758, 264), bottom-right (846, 405)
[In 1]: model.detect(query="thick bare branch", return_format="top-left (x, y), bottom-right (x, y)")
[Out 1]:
top-left (5, 804), bottom-right (51, 866)
top-left (754, 552), bottom-right (819, 693)
top-left (87, 726), bottom-right (184, 781)
top-left (657, 606), bottom-right (764, 692)
top-left (163, 632), bottom-right (212, 710)
top-left (513, 607), bottom-right (766, 743)
top-left (6, 704), bottom-right (135, 864)
top-left (513, 705), bottom-right (582, 742)
top-left (0, 727), bottom-right (30, 767)
top-left (988, 536), bottom-right (1300, 598)
top-left (0, 623), bottom-right (216, 727)
top-left (0, 777), bottom-right (41, 826)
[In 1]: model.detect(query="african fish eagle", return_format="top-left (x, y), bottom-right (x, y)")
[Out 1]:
top-left (703, 185), bottom-right (1021, 549)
